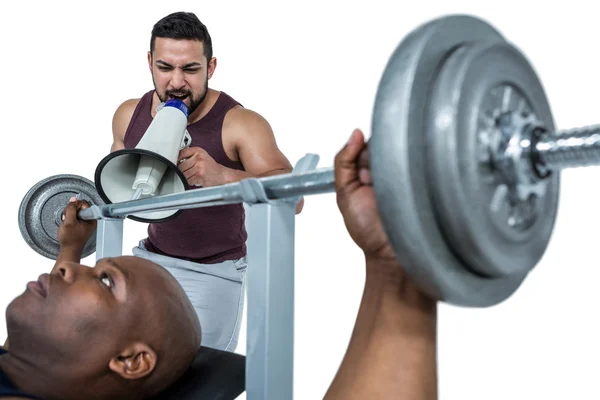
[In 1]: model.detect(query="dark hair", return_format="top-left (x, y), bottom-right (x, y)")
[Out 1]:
top-left (150, 12), bottom-right (213, 60)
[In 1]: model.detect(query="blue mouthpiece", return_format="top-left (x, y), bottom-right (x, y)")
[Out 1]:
top-left (164, 99), bottom-right (189, 118)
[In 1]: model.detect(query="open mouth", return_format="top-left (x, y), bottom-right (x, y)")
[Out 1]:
top-left (168, 93), bottom-right (189, 101)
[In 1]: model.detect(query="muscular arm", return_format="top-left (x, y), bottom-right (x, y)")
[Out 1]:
top-left (224, 108), bottom-right (304, 213)
top-left (110, 99), bottom-right (139, 152)
top-left (51, 200), bottom-right (96, 274)
top-left (324, 258), bottom-right (438, 400)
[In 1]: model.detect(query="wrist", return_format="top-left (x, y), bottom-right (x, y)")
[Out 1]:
top-left (57, 245), bottom-right (83, 262)
top-left (364, 255), bottom-right (403, 277)
top-left (364, 255), bottom-right (436, 316)
top-left (222, 167), bottom-right (253, 184)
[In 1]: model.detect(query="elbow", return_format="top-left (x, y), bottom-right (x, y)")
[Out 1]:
top-left (295, 197), bottom-right (305, 214)
top-left (110, 140), bottom-right (125, 153)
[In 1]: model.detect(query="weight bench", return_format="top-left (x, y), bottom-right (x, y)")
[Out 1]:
top-left (151, 346), bottom-right (245, 400)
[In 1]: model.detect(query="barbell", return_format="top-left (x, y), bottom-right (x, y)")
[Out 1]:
top-left (17, 14), bottom-right (600, 307)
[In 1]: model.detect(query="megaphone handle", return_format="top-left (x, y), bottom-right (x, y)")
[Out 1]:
top-left (181, 130), bottom-right (191, 149)
top-left (130, 187), bottom-right (143, 201)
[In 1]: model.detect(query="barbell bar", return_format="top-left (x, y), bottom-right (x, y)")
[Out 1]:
top-left (17, 14), bottom-right (600, 307)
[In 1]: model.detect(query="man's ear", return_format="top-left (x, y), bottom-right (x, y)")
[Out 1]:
top-left (108, 342), bottom-right (157, 380)
top-left (207, 57), bottom-right (217, 80)
top-left (148, 51), bottom-right (153, 73)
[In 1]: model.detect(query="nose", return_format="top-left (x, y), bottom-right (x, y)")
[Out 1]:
top-left (170, 68), bottom-right (186, 89)
top-left (55, 262), bottom-right (81, 284)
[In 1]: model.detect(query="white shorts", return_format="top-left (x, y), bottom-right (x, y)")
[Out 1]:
top-left (132, 239), bottom-right (247, 352)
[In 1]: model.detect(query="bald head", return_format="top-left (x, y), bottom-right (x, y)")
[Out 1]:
top-left (3, 255), bottom-right (201, 400)
top-left (113, 256), bottom-right (203, 394)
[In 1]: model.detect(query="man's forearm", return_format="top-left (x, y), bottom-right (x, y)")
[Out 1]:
top-left (324, 257), bottom-right (437, 400)
top-left (222, 166), bottom-right (292, 184)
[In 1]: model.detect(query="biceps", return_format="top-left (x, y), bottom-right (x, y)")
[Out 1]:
top-left (239, 138), bottom-right (293, 176)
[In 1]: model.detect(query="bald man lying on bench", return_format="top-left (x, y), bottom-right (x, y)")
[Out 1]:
top-left (0, 199), bottom-right (202, 399)
top-left (1, 128), bottom-right (437, 400)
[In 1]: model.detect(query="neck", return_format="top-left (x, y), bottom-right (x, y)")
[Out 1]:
top-left (0, 351), bottom-right (64, 400)
top-left (0, 352), bottom-right (127, 400)
top-left (187, 88), bottom-right (219, 124)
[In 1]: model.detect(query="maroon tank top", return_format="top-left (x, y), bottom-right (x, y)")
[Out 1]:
top-left (123, 90), bottom-right (248, 264)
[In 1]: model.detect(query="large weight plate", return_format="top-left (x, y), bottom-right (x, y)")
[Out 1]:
top-left (370, 15), bottom-right (531, 307)
top-left (427, 40), bottom-right (560, 279)
top-left (18, 174), bottom-right (104, 260)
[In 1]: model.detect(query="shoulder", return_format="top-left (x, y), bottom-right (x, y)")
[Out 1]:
top-left (0, 398), bottom-right (36, 400)
top-left (113, 89), bottom-right (157, 126)
top-left (111, 97), bottom-right (142, 139)
top-left (113, 98), bottom-right (141, 123)
top-left (0, 397), bottom-right (38, 400)
top-left (223, 106), bottom-right (273, 136)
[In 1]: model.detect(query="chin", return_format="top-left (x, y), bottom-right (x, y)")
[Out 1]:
top-left (5, 300), bottom-right (39, 344)
top-left (6, 297), bottom-right (31, 323)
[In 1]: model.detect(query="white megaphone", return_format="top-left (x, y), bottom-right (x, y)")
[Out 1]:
top-left (94, 99), bottom-right (191, 223)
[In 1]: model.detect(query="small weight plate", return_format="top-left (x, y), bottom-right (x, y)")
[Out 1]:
top-left (18, 174), bottom-right (105, 260)
top-left (426, 41), bottom-right (560, 279)
top-left (370, 15), bottom-right (530, 307)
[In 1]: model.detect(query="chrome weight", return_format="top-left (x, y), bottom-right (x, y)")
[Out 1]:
top-left (18, 174), bottom-right (105, 260)
top-left (369, 15), bottom-right (544, 306)
top-left (427, 40), bottom-right (560, 280)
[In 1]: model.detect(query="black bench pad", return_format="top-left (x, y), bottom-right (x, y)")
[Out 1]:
top-left (151, 346), bottom-right (245, 400)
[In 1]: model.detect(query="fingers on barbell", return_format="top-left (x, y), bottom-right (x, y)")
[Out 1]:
top-left (62, 201), bottom-right (79, 223)
top-left (359, 168), bottom-right (372, 185)
top-left (61, 198), bottom-right (91, 221)
top-left (334, 129), bottom-right (367, 190)
top-left (358, 145), bottom-right (370, 170)
top-left (357, 144), bottom-right (372, 185)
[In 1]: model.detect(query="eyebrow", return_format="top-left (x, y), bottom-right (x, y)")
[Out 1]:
top-left (155, 60), bottom-right (202, 68)
top-left (105, 258), bottom-right (130, 282)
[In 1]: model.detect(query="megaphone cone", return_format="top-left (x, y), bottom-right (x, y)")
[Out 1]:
top-left (94, 99), bottom-right (191, 223)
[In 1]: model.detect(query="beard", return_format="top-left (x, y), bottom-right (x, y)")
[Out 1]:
top-left (153, 77), bottom-right (208, 116)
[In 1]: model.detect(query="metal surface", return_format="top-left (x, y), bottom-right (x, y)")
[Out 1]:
top-left (95, 218), bottom-right (124, 262)
top-left (246, 202), bottom-right (296, 400)
top-left (78, 166), bottom-right (335, 220)
top-left (18, 174), bottom-right (104, 260)
top-left (369, 14), bottom-right (529, 307)
top-left (427, 39), bottom-right (560, 287)
top-left (535, 125), bottom-right (600, 171)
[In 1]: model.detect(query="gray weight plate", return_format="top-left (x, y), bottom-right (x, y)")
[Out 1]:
top-left (18, 174), bottom-right (104, 260)
top-left (370, 15), bottom-right (530, 307)
top-left (426, 40), bottom-right (559, 279)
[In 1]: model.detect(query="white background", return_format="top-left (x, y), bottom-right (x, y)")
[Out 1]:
top-left (1, 1), bottom-right (599, 399)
